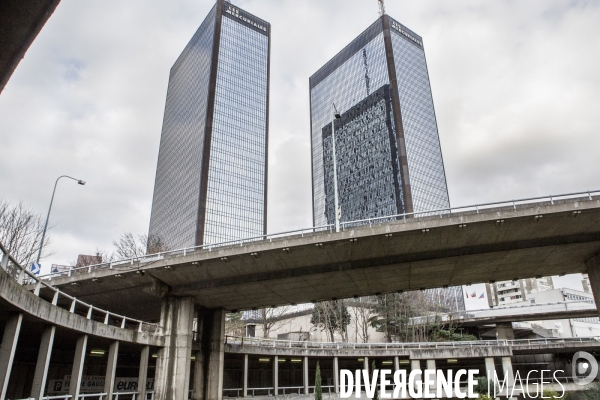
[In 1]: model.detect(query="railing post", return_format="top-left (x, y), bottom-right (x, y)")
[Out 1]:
top-left (70, 299), bottom-right (77, 313)
top-left (121, 318), bottom-right (126, 329)
top-left (104, 313), bottom-right (110, 325)
top-left (52, 290), bottom-right (59, 305)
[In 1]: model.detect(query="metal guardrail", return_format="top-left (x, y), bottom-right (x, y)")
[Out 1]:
top-left (0, 241), bottom-right (161, 334)
top-left (38, 189), bottom-right (600, 280)
top-left (223, 385), bottom-right (334, 397)
top-left (224, 335), bottom-right (600, 350)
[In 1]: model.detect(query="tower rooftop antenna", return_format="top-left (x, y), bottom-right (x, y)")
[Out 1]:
top-left (378, 0), bottom-right (385, 16)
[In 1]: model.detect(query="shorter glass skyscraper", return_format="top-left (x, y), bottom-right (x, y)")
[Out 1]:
top-left (149, 0), bottom-right (270, 250)
top-left (310, 14), bottom-right (463, 311)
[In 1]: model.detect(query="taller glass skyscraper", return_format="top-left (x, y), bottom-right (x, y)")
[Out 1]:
top-left (310, 15), bottom-right (462, 311)
top-left (149, 0), bottom-right (270, 249)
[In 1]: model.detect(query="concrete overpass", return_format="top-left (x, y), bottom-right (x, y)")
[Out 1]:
top-left (0, 0), bottom-right (62, 94)
top-left (40, 194), bottom-right (600, 321)
top-left (415, 301), bottom-right (598, 326)
top-left (5, 191), bottom-right (600, 400)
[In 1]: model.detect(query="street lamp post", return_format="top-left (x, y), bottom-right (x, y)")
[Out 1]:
top-left (331, 103), bottom-right (341, 232)
top-left (35, 175), bottom-right (86, 268)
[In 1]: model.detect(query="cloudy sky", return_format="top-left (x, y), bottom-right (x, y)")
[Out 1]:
top-left (1, 0), bottom-right (599, 277)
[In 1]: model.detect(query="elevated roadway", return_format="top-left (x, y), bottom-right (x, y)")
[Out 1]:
top-left (40, 195), bottom-right (600, 320)
top-left (416, 301), bottom-right (598, 326)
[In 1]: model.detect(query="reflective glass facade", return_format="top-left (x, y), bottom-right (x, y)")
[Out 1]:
top-left (310, 15), bottom-right (460, 311)
top-left (322, 84), bottom-right (403, 224)
top-left (149, 0), bottom-right (269, 249)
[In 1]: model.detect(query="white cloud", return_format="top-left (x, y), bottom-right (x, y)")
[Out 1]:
top-left (1, 0), bottom-right (599, 270)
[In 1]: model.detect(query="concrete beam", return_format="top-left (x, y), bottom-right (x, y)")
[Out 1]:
top-left (69, 334), bottom-right (88, 400)
top-left (31, 325), bottom-right (56, 399)
top-left (104, 341), bottom-right (119, 400)
top-left (496, 323), bottom-right (515, 340)
top-left (409, 346), bottom-right (511, 360)
top-left (0, 312), bottom-right (22, 400)
top-left (138, 346), bottom-right (150, 400)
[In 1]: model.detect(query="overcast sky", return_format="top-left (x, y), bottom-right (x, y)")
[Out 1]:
top-left (1, 0), bottom-right (599, 278)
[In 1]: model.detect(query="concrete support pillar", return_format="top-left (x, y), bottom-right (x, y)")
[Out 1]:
top-left (203, 309), bottom-right (225, 400)
top-left (273, 356), bottom-right (278, 396)
top-left (303, 356), bottom-right (309, 394)
top-left (242, 354), bottom-right (248, 398)
top-left (586, 254), bottom-right (600, 317)
top-left (363, 357), bottom-right (369, 371)
top-left (333, 356), bottom-right (339, 393)
top-left (105, 341), bottom-right (119, 400)
top-left (192, 349), bottom-right (204, 400)
top-left (0, 312), bottom-right (23, 400)
top-left (192, 350), bottom-right (204, 400)
top-left (411, 360), bottom-right (421, 394)
top-left (31, 325), bottom-right (56, 400)
top-left (138, 346), bottom-right (150, 400)
top-left (393, 356), bottom-right (399, 372)
top-left (69, 334), bottom-right (88, 400)
top-left (496, 323), bottom-right (515, 340)
top-left (484, 357), bottom-right (496, 384)
top-left (426, 360), bottom-right (436, 395)
top-left (501, 357), bottom-right (515, 396)
top-left (155, 297), bottom-right (195, 400)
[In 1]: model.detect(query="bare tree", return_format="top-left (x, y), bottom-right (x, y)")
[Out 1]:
top-left (311, 300), bottom-right (351, 342)
top-left (255, 307), bottom-right (291, 338)
top-left (0, 199), bottom-right (50, 275)
top-left (112, 233), bottom-right (169, 259)
top-left (350, 297), bottom-right (377, 343)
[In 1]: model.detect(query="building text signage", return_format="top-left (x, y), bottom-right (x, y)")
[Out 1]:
top-left (225, 5), bottom-right (268, 33)
top-left (391, 21), bottom-right (422, 47)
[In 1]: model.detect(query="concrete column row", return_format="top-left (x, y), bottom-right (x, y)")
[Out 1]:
top-left (0, 314), bottom-right (154, 400)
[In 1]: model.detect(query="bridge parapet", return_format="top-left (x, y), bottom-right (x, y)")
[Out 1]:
top-left (223, 335), bottom-right (600, 358)
top-left (39, 190), bottom-right (600, 281)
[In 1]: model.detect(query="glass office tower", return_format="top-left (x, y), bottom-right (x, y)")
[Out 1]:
top-left (149, 0), bottom-right (270, 249)
top-left (310, 15), bottom-right (462, 311)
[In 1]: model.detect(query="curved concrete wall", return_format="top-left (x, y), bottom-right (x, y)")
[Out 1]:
top-left (0, 268), bottom-right (164, 346)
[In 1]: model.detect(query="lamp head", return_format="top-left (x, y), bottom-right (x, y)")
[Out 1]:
top-left (78, 180), bottom-right (86, 185)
